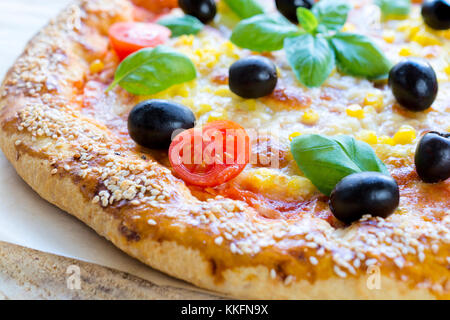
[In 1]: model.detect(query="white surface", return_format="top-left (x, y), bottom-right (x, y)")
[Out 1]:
top-left (0, 0), bottom-right (208, 293)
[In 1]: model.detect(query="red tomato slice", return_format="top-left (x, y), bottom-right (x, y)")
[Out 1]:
top-left (169, 121), bottom-right (250, 187)
top-left (109, 22), bottom-right (171, 60)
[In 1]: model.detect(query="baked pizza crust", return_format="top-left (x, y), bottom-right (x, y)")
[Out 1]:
top-left (0, 0), bottom-right (448, 299)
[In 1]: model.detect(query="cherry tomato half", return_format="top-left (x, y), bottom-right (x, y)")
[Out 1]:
top-left (109, 22), bottom-right (171, 60)
top-left (169, 121), bottom-right (250, 187)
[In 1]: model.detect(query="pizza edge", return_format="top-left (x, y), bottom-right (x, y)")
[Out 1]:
top-left (0, 0), bottom-right (444, 299)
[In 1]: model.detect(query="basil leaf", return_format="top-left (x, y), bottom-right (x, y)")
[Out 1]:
top-left (333, 135), bottom-right (390, 176)
top-left (291, 134), bottom-right (390, 196)
top-left (297, 7), bottom-right (318, 33)
top-left (375, 0), bottom-right (411, 17)
top-left (284, 34), bottom-right (335, 87)
top-left (223, 0), bottom-right (265, 19)
top-left (330, 32), bottom-right (391, 78)
top-left (107, 46), bottom-right (197, 95)
top-left (312, 0), bottom-right (351, 31)
top-left (157, 15), bottom-right (204, 37)
top-left (230, 14), bottom-right (301, 52)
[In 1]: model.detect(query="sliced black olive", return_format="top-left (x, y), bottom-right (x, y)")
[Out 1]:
top-left (178, 0), bottom-right (216, 24)
top-left (388, 58), bottom-right (438, 112)
top-left (128, 99), bottom-right (195, 149)
top-left (421, 0), bottom-right (450, 30)
top-left (275, 0), bottom-right (314, 23)
top-left (329, 172), bottom-right (400, 224)
top-left (229, 56), bottom-right (278, 99)
top-left (415, 131), bottom-right (450, 183)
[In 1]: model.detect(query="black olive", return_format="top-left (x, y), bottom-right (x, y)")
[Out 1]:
top-left (329, 172), bottom-right (400, 224)
top-left (178, 0), bottom-right (216, 24)
top-left (128, 99), bottom-right (195, 149)
top-left (415, 131), bottom-right (450, 183)
top-left (388, 58), bottom-right (438, 112)
top-left (229, 56), bottom-right (278, 99)
top-left (421, 0), bottom-right (450, 30)
top-left (275, 0), bottom-right (314, 23)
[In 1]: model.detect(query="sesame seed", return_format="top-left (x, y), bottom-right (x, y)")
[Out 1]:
top-left (270, 269), bottom-right (277, 279)
top-left (334, 266), bottom-right (347, 278)
top-left (284, 275), bottom-right (295, 285)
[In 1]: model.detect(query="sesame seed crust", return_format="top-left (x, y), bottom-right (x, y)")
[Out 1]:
top-left (0, 0), bottom-right (448, 299)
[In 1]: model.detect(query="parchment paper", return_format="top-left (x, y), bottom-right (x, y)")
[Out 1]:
top-left (0, 0), bottom-right (215, 295)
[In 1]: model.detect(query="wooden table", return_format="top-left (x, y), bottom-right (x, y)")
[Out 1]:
top-left (0, 0), bottom-right (219, 300)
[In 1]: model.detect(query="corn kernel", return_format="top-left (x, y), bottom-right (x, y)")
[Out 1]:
top-left (289, 132), bottom-right (302, 141)
top-left (358, 130), bottom-right (378, 145)
top-left (222, 41), bottom-right (240, 59)
top-left (393, 126), bottom-right (416, 145)
top-left (244, 99), bottom-right (257, 111)
top-left (177, 34), bottom-right (194, 46)
top-left (198, 103), bottom-right (212, 114)
top-left (215, 87), bottom-right (232, 97)
top-left (364, 92), bottom-right (384, 111)
top-left (445, 65), bottom-right (450, 76)
top-left (399, 47), bottom-right (413, 56)
top-left (301, 109), bottom-right (319, 125)
top-left (406, 25), bottom-right (421, 38)
top-left (342, 23), bottom-right (356, 32)
top-left (89, 59), bottom-right (104, 73)
top-left (208, 109), bottom-right (228, 121)
top-left (411, 30), bottom-right (441, 46)
top-left (378, 135), bottom-right (395, 146)
top-left (175, 85), bottom-right (190, 98)
top-left (346, 104), bottom-right (365, 119)
top-left (382, 31), bottom-right (396, 43)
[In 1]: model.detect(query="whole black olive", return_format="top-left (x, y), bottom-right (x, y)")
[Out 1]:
top-left (229, 56), bottom-right (278, 99)
top-left (421, 0), bottom-right (450, 30)
top-left (415, 131), bottom-right (450, 183)
top-left (330, 172), bottom-right (400, 224)
top-left (128, 99), bottom-right (195, 149)
top-left (388, 58), bottom-right (438, 112)
top-left (275, 0), bottom-right (314, 23)
top-left (178, 0), bottom-right (216, 24)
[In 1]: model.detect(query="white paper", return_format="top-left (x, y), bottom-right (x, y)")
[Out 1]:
top-left (0, 0), bottom-right (217, 296)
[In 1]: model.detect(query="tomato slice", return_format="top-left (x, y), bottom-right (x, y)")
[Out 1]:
top-left (169, 121), bottom-right (251, 187)
top-left (109, 22), bottom-right (171, 60)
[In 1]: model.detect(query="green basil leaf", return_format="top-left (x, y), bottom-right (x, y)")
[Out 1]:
top-left (312, 0), bottom-right (351, 31)
top-left (297, 7), bottom-right (318, 33)
top-left (223, 0), bottom-right (265, 19)
top-left (107, 45), bottom-right (196, 95)
top-left (333, 135), bottom-right (390, 176)
top-left (330, 32), bottom-right (391, 78)
top-left (157, 15), bottom-right (204, 37)
top-left (230, 14), bottom-right (301, 52)
top-left (284, 34), bottom-right (335, 87)
top-left (375, 0), bottom-right (411, 17)
top-left (291, 134), bottom-right (390, 196)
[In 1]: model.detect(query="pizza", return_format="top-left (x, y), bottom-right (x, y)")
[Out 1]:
top-left (0, 0), bottom-right (449, 299)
